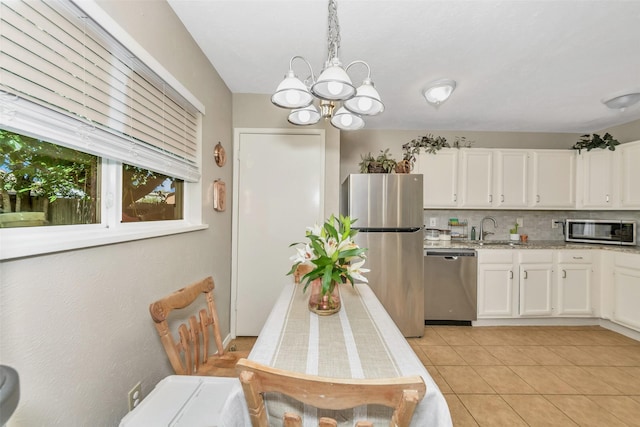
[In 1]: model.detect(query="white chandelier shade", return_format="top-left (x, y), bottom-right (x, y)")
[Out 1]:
top-left (288, 104), bottom-right (321, 126)
top-left (310, 58), bottom-right (356, 101)
top-left (271, 69), bottom-right (314, 109)
top-left (271, 0), bottom-right (383, 130)
top-left (331, 106), bottom-right (364, 130)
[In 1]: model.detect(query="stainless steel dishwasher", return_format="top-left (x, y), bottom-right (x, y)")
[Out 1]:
top-left (424, 249), bottom-right (477, 324)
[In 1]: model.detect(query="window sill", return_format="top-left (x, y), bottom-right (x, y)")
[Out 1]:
top-left (0, 223), bottom-right (208, 261)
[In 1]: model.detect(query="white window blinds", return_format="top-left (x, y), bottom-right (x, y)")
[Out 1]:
top-left (0, 0), bottom-right (201, 181)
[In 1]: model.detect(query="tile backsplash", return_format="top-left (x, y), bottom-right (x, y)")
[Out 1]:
top-left (423, 210), bottom-right (640, 241)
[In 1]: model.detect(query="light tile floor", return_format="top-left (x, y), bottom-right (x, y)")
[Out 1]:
top-left (231, 326), bottom-right (640, 426)
top-left (408, 325), bottom-right (640, 426)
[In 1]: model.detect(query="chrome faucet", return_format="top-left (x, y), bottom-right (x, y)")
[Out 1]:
top-left (479, 216), bottom-right (498, 241)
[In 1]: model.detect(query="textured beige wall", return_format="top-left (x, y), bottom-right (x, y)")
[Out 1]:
top-left (599, 118), bottom-right (640, 143)
top-left (0, 1), bottom-right (233, 425)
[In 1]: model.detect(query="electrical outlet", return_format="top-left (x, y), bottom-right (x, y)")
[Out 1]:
top-left (552, 219), bottom-right (559, 229)
top-left (128, 381), bottom-right (142, 411)
top-left (429, 217), bottom-right (437, 227)
top-left (516, 218), bottom-right (524, 227)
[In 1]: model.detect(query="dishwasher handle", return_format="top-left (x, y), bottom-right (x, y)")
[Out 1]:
top-left (425, 250), bottom-right (477, 257)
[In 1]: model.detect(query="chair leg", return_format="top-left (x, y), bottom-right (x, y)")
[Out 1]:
top-left (283, 412), bottom-right (302, 427)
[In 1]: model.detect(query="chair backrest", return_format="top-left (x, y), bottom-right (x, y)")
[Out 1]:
top-left (293, 264), bottom-right (313, 284)
top-left (149, 276), bottom-right (225, 375)
top-left (236, 358), bottom-right (426, 427)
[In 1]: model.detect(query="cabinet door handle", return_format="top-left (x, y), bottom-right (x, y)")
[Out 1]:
top-left (501, 194), bottom-right (505, 203)
top-left (536, 195), bottom-right (540, 203)
top-left (509, 270), bottom-right (513, 279)
top-left (562, 270), bottom-right (567, 278)
top-left (524, 271), bottom-right (528, 279)
top-left (572, 256), bottom-right (583, 260)
top-left (489, 194), bottom-right (493, 203)
top-left (606, 194), bottom-right (610, 203)
top-left (453, 193), bottom-right (457, 202)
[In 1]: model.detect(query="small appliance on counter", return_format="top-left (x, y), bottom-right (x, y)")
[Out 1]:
top-left (565, 219), bottom-right (636, 245)
top-left (425, 229), bottom-right (440, 241)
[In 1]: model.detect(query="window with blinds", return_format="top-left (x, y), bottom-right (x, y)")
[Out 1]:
top-left (0, 0), bottom-right (201, 182)
top-left (0, 0), bottom-right (205, 256)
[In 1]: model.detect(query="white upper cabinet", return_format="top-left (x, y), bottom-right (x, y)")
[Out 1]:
top-left (530, 150), bottom-right (576, 208)
top-left (417, 148), bottom-right (459, 208)
top-left (495, 150), bottom-right (529, 208)
top-left (415, 141), bottom-right (638, 210)
top-left (459, 149), bottom-right (493, 208)
top-left (577, 149), bottom-right (616, 208)
top-left (620, 141), bottom-right (640, 208)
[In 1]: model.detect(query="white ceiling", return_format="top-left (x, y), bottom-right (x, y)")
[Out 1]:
top-left (167, 0), bottom-right (640, 133)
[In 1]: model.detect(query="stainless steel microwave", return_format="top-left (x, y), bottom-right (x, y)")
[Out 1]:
top-left (565, 219), bottom-right (636, 246)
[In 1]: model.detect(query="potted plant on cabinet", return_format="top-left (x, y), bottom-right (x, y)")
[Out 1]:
top-left (358, 149), bottom-right (397, 173)
top-left (571, 133), bottom-right (620, 154)
top-left (400, 134), bottom-right (449, 172)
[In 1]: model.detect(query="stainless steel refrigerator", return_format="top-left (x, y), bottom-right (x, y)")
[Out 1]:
top-left (341, 174), bottom-right (424, 337)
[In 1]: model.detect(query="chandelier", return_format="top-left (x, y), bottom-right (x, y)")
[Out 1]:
top-left (271, 0), bottom-right (384, 131)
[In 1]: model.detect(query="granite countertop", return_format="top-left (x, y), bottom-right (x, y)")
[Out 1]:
top-left (423, 239), bottom-right (640, 254)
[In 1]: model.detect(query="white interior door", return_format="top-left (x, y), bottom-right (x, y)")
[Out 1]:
top-left (233, 130), bottom-right (324, 336)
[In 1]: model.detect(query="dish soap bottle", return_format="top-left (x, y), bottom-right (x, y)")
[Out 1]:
top-left (470, 226), bottom-right (476, 241)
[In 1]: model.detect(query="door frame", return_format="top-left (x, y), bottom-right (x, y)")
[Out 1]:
top-left (231, 128), bottom-right (326, 337)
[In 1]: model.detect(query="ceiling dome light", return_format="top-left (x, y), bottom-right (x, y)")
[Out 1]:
top-left (602, 92), bottom-right (640, 110)
top-left (423, 79), bottom-right (457, 107)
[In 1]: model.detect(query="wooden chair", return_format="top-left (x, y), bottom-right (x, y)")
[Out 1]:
top-left (236, 358), bottom-right (426, 427)
top-left (149, 276), bottom-right (248, 377)
top-left (293, 264), bottom-right (314, 284)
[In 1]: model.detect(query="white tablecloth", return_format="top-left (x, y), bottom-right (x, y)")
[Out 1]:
top-left (220, 282), bottom-right (452, 426)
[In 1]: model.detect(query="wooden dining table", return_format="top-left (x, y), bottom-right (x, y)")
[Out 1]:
top-left (220, 282), bottom-right (453, 426)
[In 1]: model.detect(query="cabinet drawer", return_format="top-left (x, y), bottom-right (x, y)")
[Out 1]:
top-left (557, 251), bottom-right (594, 263)
top-left (478, 249), bottom-right (513, 264)
top-left (615, 252), bottom-right (640, 269)
top-left (518, 250), bottom-right (553, 263)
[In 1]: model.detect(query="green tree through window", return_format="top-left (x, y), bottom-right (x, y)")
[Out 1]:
top-left (0, 129), bottom-right (99, 227)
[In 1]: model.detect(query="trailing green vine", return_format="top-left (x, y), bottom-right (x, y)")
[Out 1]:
top-left (572, 133), bottom-right (620, 154)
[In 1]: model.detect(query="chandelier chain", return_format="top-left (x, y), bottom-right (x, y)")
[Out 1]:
top-left (326, 0), bottom-right (341, 62)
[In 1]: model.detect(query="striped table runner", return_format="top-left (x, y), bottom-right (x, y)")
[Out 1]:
top-left (268, 283), bottom-right (397, 424)
top-left (242, 282), bottom-right (453, 426)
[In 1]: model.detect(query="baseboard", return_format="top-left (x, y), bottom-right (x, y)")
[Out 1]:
top-left (471, 317), bottom-right (639, 343)
top-left (223, 333), bottom-right (233, 351)
top-left (599, 319), bottom-right (640, 342)
top-left (473, 318), bottom-right (600, 327)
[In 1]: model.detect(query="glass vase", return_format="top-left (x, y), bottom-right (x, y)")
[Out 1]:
top-left (308, 279), bottom-right (341, 315)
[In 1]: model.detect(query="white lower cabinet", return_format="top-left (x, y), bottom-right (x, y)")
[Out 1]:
top-left (477, 249), bottom-right (598, 320)
top-left (477, 251), bottom-right (516, 318)
top-left (556, 251), bottom-right (594, 316)
top-left (612, 253), bottom-right (640, 331)
top-left (518, 251), bottom-right (554, 316)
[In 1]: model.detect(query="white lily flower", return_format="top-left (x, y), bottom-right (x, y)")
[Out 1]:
top-left (324, 236), bottom-right (338, 257)
top-left (290, 244), bottom-right (315, 264)
top-left (347, 259), bottom-right (370, 283)
top-left (306, 223), bottom-right (322, 237)
top-left (337, 237), bottom-right (357, 252)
